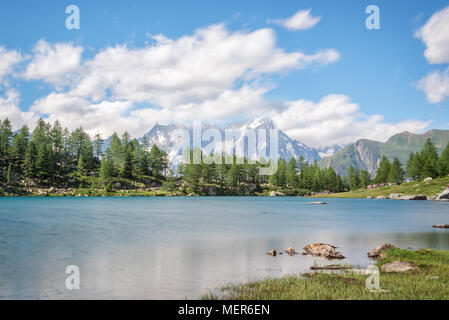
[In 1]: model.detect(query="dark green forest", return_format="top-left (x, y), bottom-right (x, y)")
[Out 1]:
top-left (1, 118), bottom-right (449, 196)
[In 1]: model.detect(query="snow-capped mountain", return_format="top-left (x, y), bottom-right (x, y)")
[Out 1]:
top-left (316, 144), bottom-right (344, 158)
top-left (139, 117), bottom-right (321, 166)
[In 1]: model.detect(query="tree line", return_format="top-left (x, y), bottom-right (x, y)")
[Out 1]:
top-left (1, 117), bottom-right (449, 194)
top-left (345, 138), bottom-right (449, 190)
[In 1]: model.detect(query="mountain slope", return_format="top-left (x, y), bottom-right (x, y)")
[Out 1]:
top-left (319, 129), bottom-right (449, 176)
top-left (140, 117), bottom-right (321, 166)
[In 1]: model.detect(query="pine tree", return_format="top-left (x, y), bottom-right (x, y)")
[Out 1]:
top-left (439, 142), bottom-right (449, 177)
top-left (360, 170), bottom-right (371, 187)
top-left (0, 118), bottom-right (13, 159)
top-left (93, 133), bottom-right (103, 159)
top-left (23, 141), bottom-right (38, 179)
top-left (286, 158), bottom-right (298, 187)
top-left (374, 156), bottom-right (391, 183)
top-left (388, 158), bottom-right (405, 184)
top-left (420, 138), bottom-right (439, 178)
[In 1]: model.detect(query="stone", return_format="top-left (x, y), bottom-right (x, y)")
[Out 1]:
top-left (308, 201), bottom-right (327, 205)
top-left (208, 189), bottom-right (216, 196)
top-left (285, 246), bottom-right (296, 255)
top-left (381, 261), bottom-right (416, 272)
top-left (269, 191), bottom-right (285, 197)
top-left (366, 196), bottom-right (374, 199)
top-left (376, 196), bottom-right (388, 199)
top-left (389, 193), bottom-right (403, 200)
top-left (267, 250), bottom-right (277, 256)
top-left (303, 243), bottom-right (345, 259)
top-left (113, 182), bottom-right (121, 189)
top-left (436, 189), bottom-right (449, 200)
top-left (397, 195), bottom-right (427, 200)
top-left (424, 177), bottom-right (433, 182)
top-left (367, 243), bottom-right (396, 258)
top-left (432, 224), bottom-right (449, 229)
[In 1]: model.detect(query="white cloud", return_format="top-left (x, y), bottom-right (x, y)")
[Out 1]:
top-left (415, 6), bottom-right (449, 103)
top-left (417, 67), bottom-right (449, 103)
top-left (23, 39), bottom-right (83, 86)
top-left (271, 94), bottom-right (431, 147)
top-left (27, 24), bottom-right (339, 137)
top-left (268, 9), bottom-right (321, 31)
top-left (415, 6), bottom-right (449, 64)
top-left (0, 46), bottom-right (22, 84)
top-left (0, 89), bottom-right (38, 129)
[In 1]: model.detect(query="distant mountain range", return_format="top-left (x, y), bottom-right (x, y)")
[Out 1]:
top-left (139, 118), bottom-right (321, 167)
top-left (319, 129), bottom-right (449, 176)
top-left (102, 118), bottom-right (449, 176)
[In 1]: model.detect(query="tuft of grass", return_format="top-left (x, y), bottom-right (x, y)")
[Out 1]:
top-left (202, 248), bottom-right (449, 300)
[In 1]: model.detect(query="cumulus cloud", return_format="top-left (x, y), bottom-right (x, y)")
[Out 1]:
top-left (27, 24), bottom-right (339, 137)
top-left (0, 89), bottom-right (38, 129)
top-left (417, 67), bottom-right (449, 103)
top-left (271, 94), bottom-right (431, 147)
top-left (23, 39), bottom-right (83, 86)
top-left (268, 9), bottom-right (321, 31)
top-left (0, 46), bottom-right (22, 84)
top-left (415, 6), bottom-right (449, 103)
top-left (415, 6), bottom-right (449, 64)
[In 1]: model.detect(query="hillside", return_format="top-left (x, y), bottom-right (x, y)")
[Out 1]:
top-left (311, 176), bottom-right (449, 199)
top-left (319, 129), bottom-right (449, 176)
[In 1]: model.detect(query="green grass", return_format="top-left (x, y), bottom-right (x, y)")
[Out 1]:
top-left (202, 248), bottom-right (449, 300)
top-left (312, 176), bottom-right (449, 199)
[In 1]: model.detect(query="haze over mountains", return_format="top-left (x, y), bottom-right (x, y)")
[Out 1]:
top-left (104, 117), bottom-right (449, 176)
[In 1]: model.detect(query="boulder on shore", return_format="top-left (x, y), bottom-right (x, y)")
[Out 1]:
top-left (389, 193), bottom-right (403, 200)
top-left (381, 261), bottom-right (416, 272)
top-left (432, 224), bottom-right (449, 229)
top-left (267, 250), bottom-right (277, 256)
top-left (376, 196), bottom-right (388, 199)
top-left (436, 189), bottom-right (449, 200)
top-left (424, 177), bottom-right (433, 182)
top-left (366, 196), bottom-right (374, 199)
top-left (269, 191), bottom-right (285, 197)
top-left (285, 246), bottom-right (296, 255)
top-left (367, 243), bottom-right (396, 258)
top-left (397, 195), bottom-right (427, 200)
top-left (303, 243), bottom-right (345, 259)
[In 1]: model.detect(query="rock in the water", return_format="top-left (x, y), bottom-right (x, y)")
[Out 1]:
top-left (267, 250), bottom-right (277, 256)
top-left (389, 193), bottom-right (403, 200)
top-left (269, 191), bottom-right (285, 197)
top-left (303, 243), bottom-right (345, 259)
top-left (436, 189), bottom-right (449, 200)
top-left (308, 201), bottom-right (327, 205)
top-left (367, 243), bottom-right (396, 258)
top-left (366, 196), bottom-right (374, 199)
top-left (208, 189), bottom-right (216, 196)
top-left (376, 196), bottom-right (388, 199)
top-left (397, 195), bottom-right (427, 200)
top-left (432, 224), bottom-right (449, 229)
top-left (381, 261), bottom-right (416, 272)
top-left (285, 246), bottom-right (296, 255)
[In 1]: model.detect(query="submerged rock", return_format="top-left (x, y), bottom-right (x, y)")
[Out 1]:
top-left (303, 243), bottom-right (345, 259)
top-left (432, 224), bottom-right (449, 229)
top-left (367, 243), bottom-right (396, 258)
top-left (285, 246), bottom-right (296, 255)
top-left (308, 201), bottom-right (327, 205)
top-left (381, 261), bottom-right (416, 272)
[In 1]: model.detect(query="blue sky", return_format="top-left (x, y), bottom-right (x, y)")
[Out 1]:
top-left (1, 0), bottom-right (449, 147)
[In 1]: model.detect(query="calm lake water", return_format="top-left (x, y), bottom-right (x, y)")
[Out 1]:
top-left (0, 197), bottom-right (448, 299)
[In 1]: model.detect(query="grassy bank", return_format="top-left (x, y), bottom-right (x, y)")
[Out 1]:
top-left (202, 248), bottom-right (449, 300)
top-left (311, 176), bottom-right (449, 199)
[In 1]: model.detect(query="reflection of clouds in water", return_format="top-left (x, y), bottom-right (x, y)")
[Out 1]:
top-left (1, 197), bottom-right (449, 299)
